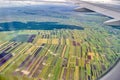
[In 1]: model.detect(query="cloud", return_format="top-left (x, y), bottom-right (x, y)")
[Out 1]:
top-left (82, 0), bottom-right (112, 3)
top-left (1, 0), bottom-right (119, 8)
top-left (0, 0), bottom-right (67, 8)
top-left (81, 0), bottom-right (119, 4)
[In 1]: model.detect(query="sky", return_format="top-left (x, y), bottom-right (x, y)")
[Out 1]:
top-left (81, 0), bottom-right (118, 3)
top-left (0, 0), bottom-right (119, 8)
top-left (82, 0), bottom-right (112, 2)
top-left (0, 0), bottom-right (67, 8)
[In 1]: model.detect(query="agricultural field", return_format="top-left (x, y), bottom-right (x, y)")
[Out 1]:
top-left (0, 28), bottom-right (119, 80)
top-left (0, 3), bottom-right (120, 80)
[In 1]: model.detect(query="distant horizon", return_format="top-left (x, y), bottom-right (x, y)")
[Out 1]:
top-left (0, 0), bottom-right (119, 8)
top-left (81, 0), bottom-right (120, 4)
top-left (0, 0), bottom-right (67, 8)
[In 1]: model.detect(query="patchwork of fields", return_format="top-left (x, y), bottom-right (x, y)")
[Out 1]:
top-left (0, 29), bottom-right (119, 80)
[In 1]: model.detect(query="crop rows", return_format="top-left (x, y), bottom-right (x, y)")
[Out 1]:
top-left (0, 29), bottom-right (119, 80)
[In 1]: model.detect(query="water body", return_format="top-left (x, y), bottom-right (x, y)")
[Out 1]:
top-left (0, 21), bottom-right (84, 31)
top-left (111, 26), bottom-right (120, 29)
top-left (0, 4), bottom-right (85, 31)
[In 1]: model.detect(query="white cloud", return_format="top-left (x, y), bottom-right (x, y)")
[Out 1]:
top-left (0, 0), bottom-right (119, 8)
top-left (82, 0), bottom-right (112, 2)
top-left (43, 0), bottom-right (66, 1)
top-left (0, 0), bottom-right (67, 8)
top-left (81, 0), bottom-right (118, 4)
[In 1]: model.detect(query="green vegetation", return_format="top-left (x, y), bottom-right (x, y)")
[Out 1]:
top-left (0, 29), bottom-right (119, 80)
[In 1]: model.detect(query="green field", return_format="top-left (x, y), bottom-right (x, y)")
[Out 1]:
top-left (0, 28), bottom-right (119, 80)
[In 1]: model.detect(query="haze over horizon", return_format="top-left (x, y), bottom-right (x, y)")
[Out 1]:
top-left (0, 0), bottom-right (119, 8)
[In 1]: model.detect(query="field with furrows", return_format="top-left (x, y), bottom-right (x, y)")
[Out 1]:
top-left (0, 29), bottom-right (119, 80)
